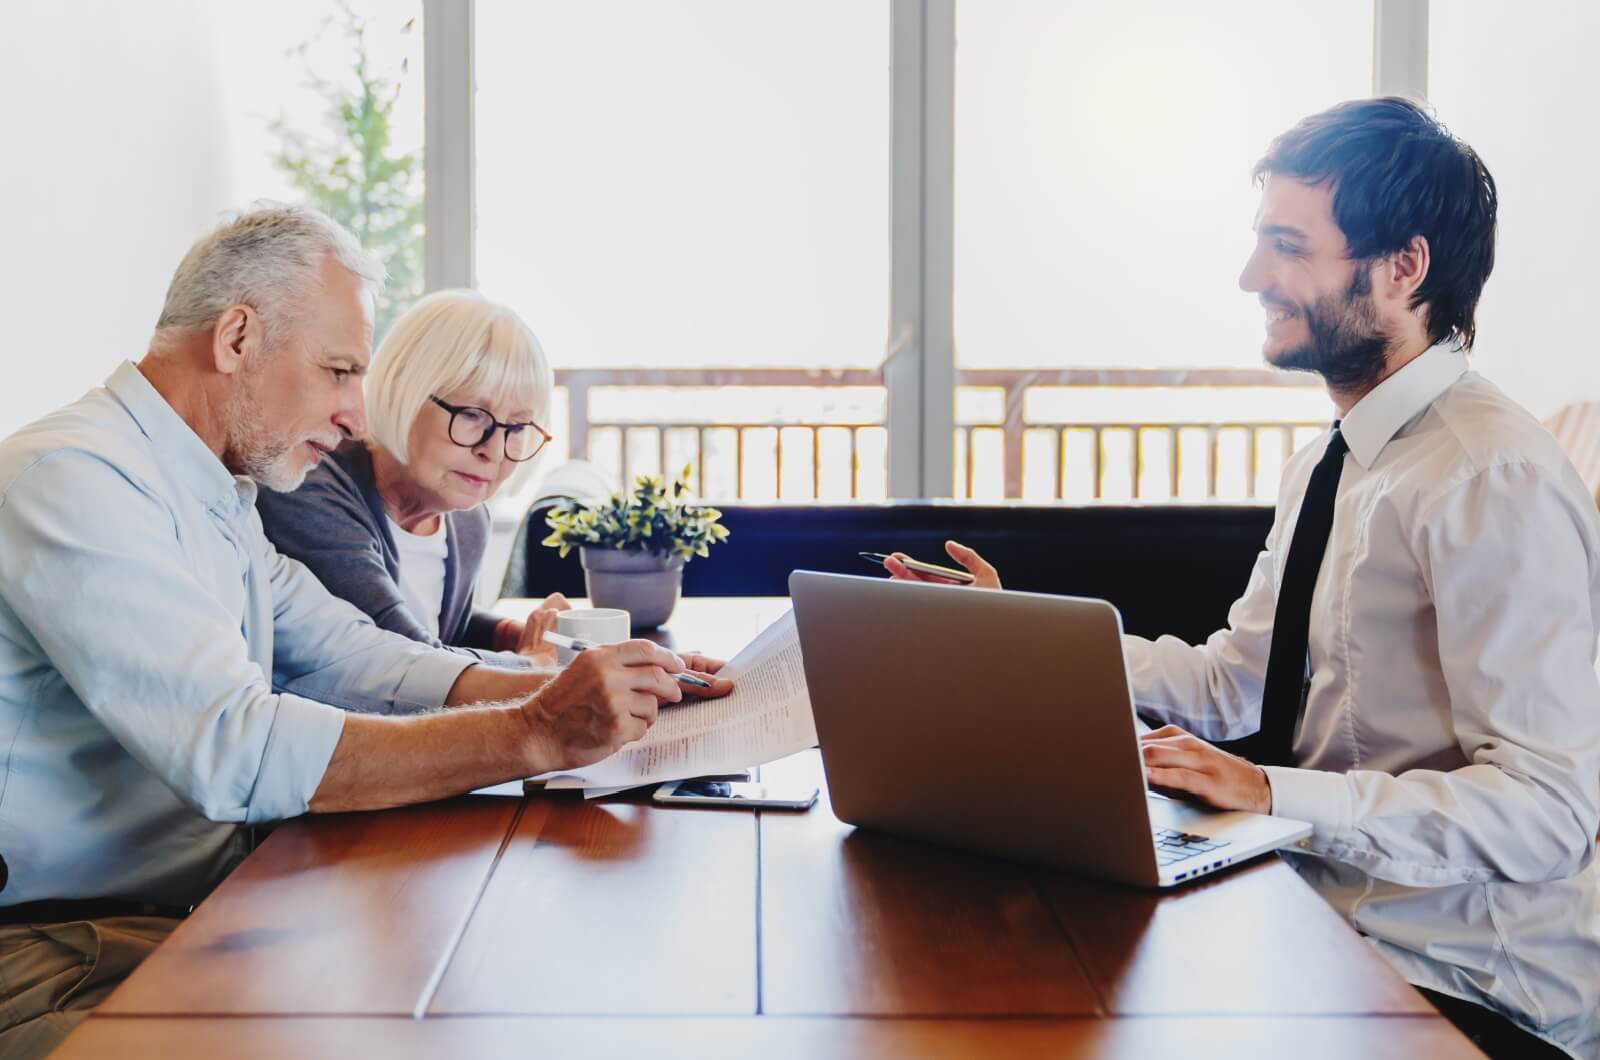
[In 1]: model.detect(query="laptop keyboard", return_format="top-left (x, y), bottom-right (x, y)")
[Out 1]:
top-left (1154, 828), bottom-right (1232, 867)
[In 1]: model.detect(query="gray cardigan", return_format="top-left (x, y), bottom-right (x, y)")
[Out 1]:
top-left (256, 441), bottom-right (524, 665)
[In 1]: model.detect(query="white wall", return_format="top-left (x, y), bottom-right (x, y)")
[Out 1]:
top-left (0, 1), bottom-right (235, 436)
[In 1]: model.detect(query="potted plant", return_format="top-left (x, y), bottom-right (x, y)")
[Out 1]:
top-left (541, 465), bottom-right (730, 628)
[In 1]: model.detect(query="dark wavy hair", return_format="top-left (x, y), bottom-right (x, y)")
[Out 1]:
top-left (1253, 97), bottom-right (1497, 351)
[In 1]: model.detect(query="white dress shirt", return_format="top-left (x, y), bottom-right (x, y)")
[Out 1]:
top-left (1126, 346), bottom-right (1600, 1058)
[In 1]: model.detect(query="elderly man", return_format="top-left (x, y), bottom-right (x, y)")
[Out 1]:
top-left (0, 205), bottom-right (729, 1057)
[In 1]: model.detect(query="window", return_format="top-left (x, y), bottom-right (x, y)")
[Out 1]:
top-left (443, 2), bottom-right (1459, 506)
top-left (214, 0), bottom-right (426, 340)
top-left (476, 0), bottom-right (891, 506)
top-left (952, 1), bottom-right (1368, 500)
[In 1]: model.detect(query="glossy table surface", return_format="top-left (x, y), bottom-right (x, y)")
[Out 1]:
top-left (58, 598), bottom-right (1478, 1058)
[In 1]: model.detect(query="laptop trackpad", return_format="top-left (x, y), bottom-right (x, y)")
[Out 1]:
top-left (1146, 792), bottom-right (1311, 858)
top-left (1147, 792), bottom-right (1255, 835)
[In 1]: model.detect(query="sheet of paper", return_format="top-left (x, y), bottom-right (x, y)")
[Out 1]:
top-left (581, 783), bottom-right (639, 799)
top-left (469, 779), bottom-right (529, 798)
top-left (530, 770), bottom-right (755, 799)
top-left (528, 610), bottom-right (815, 790)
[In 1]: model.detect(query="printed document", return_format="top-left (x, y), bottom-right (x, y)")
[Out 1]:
top-left (528, 610), bottom-right (815, 791)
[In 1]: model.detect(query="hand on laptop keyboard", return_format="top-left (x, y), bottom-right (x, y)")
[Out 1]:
top-left (1140, 724), bottom-right (1273, 815)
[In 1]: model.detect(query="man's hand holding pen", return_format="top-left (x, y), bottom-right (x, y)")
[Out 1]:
top-left (879, 540), bottom-right (1003, 589)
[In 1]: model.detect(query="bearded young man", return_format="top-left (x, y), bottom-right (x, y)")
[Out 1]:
top-left (0, 206), bottom-right (730, 1058)
top-left (890, 99), bottom-right (1600, 1059)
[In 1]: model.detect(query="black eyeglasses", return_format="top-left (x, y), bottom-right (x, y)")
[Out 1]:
top-left (429, 395), bottom-right (553, 463)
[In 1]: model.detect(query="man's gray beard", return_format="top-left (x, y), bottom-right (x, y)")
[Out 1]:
top-left (223, 386), bottom-right (307, 493)
top-left (242, 442), bottom-right (307, 494)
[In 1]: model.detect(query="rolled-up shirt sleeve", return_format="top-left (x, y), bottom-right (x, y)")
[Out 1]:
top-left (1267, 462), bottom-right (1600, 886)
top-left (0, 451), bottom-right (345, 824)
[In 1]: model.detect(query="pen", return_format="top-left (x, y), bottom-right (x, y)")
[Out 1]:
top-left (858, 551), bottom-right (977, 584)
top-left (542, 630), bottom-right (714, 688)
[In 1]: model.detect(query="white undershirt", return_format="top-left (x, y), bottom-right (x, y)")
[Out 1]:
top-left (388, 515), bottom-right (449, 637)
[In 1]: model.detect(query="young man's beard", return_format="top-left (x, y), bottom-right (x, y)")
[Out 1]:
top-left (1271, 262), bottom-right (1392, 394)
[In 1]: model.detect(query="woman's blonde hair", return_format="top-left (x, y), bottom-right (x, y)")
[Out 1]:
top-left (366, 289), bottom-right (554, 480)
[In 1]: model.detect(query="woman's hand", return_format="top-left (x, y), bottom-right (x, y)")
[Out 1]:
top-left (533, 592), bottom-right (574, 622)
top-left (516, 592), bottom-right (572, 658)
top-left (502, 593), bottom-right (573, 661)
top-left (675, 653), bottom-right (733, 697)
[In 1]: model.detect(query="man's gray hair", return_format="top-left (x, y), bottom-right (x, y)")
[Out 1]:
top-left (151, 203), bottom-right (387, 353)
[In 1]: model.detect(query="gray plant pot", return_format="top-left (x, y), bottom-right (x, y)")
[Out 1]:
top-left (579, 547), bottom-right (687, 629)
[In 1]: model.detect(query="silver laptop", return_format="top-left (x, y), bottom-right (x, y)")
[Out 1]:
top-left (788, 571), bottom-right (1311, 888)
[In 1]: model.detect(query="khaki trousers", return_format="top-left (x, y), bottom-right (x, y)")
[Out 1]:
top-left (0, 916), bottom-right (177, 1059)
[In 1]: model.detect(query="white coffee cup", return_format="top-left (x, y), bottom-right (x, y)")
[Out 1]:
top-left (554, 607), bottom-right (632, 664)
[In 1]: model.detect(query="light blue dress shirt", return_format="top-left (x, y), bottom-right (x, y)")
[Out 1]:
top-left (0, 362), bottom-right (473, 907)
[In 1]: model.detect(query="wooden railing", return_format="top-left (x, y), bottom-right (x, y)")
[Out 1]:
top-left (549, 367), bottom-right (1328, 503)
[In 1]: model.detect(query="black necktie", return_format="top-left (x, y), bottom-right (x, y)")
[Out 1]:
top-left (1257, 425), bottom-right (1348, 767)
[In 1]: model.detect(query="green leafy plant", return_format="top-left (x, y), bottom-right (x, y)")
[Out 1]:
top-left (542, 466), bottom-right (730, 562)
top-left (268, 1), bottom-right (422, 339)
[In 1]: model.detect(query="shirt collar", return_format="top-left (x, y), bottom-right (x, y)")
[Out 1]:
top-left (104, 361), bottom-right (249, 511)
top-left (1339, 345), bottom-right (1469, 469)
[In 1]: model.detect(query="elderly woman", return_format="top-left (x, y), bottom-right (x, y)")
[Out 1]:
top-left (257, 289), bottom-right (568, 663)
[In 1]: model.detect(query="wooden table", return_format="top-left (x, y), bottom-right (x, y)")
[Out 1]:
top-left (56, 599), bottom-right (1479, 1058)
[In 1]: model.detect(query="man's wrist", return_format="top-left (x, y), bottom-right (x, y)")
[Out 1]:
top-left (1254, 764), bottom-right (1274, 815)
top-left (515, 690), bottom-right (556, 775)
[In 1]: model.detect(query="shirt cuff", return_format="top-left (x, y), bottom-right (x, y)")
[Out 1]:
top-left (480, 649), bottom-right (535, 669)
top-left (1263, 765), bottom-right (1354, 841)
top-left (393, 649), bottom-right (476, 711)
top-left (245, 694), bottom-right (347, 824)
